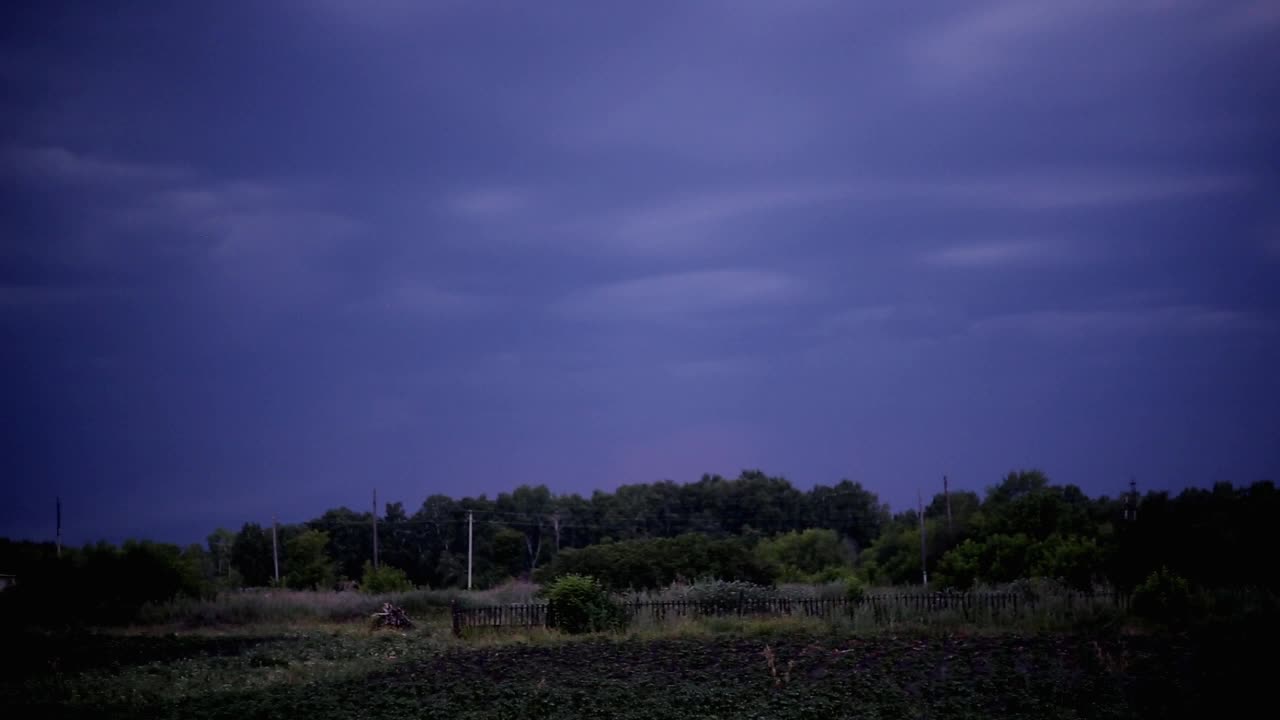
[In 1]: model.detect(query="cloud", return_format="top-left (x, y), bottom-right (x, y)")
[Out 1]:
top-left (897, 173), bottom-right (1247, 211)
top-left (1263, 225), bottom-right (1280, 260)
top-left (921, 240), bottom-right (1075, 268)
top-left (591, 186), bottom-right (848, 255)
top-left (2, 145), bottom-right (188, 185)
top-left (307, 0), bottom-right (468, 32)
top-left (0, 285), bottom-right (95, 308)
top-left (664, 356), bottom-right (767, 381)
top-left (446, 188), bottom-right (531, 218)
top-left (347, 283), bottom-right (498, 317)
top-left (913, 1), bottom-right (1088, 87)
top-left (116, 180), bottom-right (361, 272)
top-left (972, 304), bottom-right (1270, 340)
top-left (810, 306), bottom-right (898, 336)
top-left (1217, 0), bottom-right (1280, 34)
top-left (908, 0), bottom-right (1228, 91)
top-left (557, 269), bottom-right (804, 318)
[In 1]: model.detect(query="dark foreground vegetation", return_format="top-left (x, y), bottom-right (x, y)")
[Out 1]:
top-left (2, 470), bottom-right (1274, 718)
top-left (3, 621), bottom-right (1271, 720)
top-left (3, 470), bottom-right (1277, 629)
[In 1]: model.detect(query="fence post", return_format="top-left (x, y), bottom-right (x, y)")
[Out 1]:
top-left (451, 599), bottom-right (461, 637)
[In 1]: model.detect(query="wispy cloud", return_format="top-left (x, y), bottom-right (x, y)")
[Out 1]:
top-left (664, 355), bottom-right (767, 381)
top-left (898, 173), bottom-right (1247, 211)
top-left (1217, 0), bottom-right (1280, 35)
top-left (913, 1), bottom-right (1088, 87)
top-left (2, 145), bottom-right (188, 185)
top-left (117, 180), bottom-right (362, 272)
top-left (972, 304), bottom-right (1270, 340)
top-left (557, 269), bottom-right (805, 318)
top-left (446, 188), bottom-right (531, 218)
top-left (347, 282), bottom-right (499, 317)
top-left (810, 306), bottom-right (898, 336)
top-left (586, 186), bottom-right (847, 255)
top-left (308, 0), bottom-right (469, 32)
top-left (446, 172), bottom-right (1243, 259)
top-left (921, 240), bottom-right (1077, 268)
top-left (909, 0), bottom-right (1225, 91)
top-left (0, 285), bottom-right (113, 309)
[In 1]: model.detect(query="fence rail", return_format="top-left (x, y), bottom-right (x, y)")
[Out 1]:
top-left (451, 591), bottom-right (1130, 635)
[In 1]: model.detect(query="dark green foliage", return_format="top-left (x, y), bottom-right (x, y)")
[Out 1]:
top-left (0, 539), bottom-right (207, 627)
top-left (843, 576), bottom-right (866, 602)
top-left (360, 561), bottom-right (413, 594)
top-left (230, 523), bottom-right (274, 587)
top-left (535, 533), bottom-right (775, 590)
top-left (5, 630), bottom-right (1269, 719)
top-left (1132, 567), bottom-right (1193, 625)
top-left (5, 470), bottom-right (1277, 620)
top-left (285, 530), bottom-right (335, 590)
top-left (543, 574), bottom-right (621, 634)
top-left (755, 528), bottom-right (853, 583)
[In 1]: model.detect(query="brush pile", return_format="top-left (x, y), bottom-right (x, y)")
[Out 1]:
top-left (371, 602), bottom-right (414, 630)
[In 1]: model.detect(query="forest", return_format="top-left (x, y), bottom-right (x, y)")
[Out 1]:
top-left (1, 470), bottom-right (1276, 623)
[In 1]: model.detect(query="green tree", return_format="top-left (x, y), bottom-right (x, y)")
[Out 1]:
top-left (230, 523), bottom-right (274, 587)
top-left (756, 529), bottom-right (853, 582)
top-left (360, 561), bottom-right (412, 593)
top-left (285, 530), bottom-right (335, 590)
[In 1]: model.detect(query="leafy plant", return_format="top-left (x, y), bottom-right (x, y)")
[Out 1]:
top-left (843, 577), bottom-right (866, 603)
top-left (543, 574), bottom-right (621, 634)
top-left (360, 562), bottom-right (413, 594)
top-left (1132, 567), bottom-right (1193, 625)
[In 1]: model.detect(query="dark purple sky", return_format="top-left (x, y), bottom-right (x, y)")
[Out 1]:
top-left (3, 1), bottom-right (1278, 545)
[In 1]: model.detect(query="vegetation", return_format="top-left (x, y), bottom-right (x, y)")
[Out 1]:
top-left (543, 574), bottom-right (621, 634)
top-left (360, 562), bottom-right (413, 594)
top-left (2, 470), bottom-right (1276, 628)
top-left (2, 620), bottom-right (1269, 719)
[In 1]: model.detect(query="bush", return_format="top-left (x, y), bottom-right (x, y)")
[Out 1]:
top-left (756, 529), bottom-right (854, 583)
top-left (544, 575), bottom-right (621, 634)
top-left (284, 530), bottom-right (336, 590)
top-left (843, 577), bottom-right (867, 603)
top-left (535, 533), bottom-right (775, 590)
top-left (684, 580), bottom-right (774, 610)
top-left (1132, 567), bottom-right (1193, 625)
top-left (361, 562), bottom-right (413, 594)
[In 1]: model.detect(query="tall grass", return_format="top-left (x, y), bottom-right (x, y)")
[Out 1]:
top-left (137, 580), bottom-right (541, 627)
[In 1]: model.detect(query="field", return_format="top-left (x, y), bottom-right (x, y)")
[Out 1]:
top-left (3, 612), bottom-right (1264, 719)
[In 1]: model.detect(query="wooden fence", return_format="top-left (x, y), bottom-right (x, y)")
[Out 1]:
top-left (451, 592), bottom-right (1130, 635)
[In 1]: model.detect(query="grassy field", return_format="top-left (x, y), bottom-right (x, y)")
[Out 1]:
top-left (3, 609), bottom-right (1264, 720)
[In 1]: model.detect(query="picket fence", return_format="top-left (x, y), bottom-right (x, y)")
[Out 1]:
top-left (450, 591), bottom-right (1130, 635)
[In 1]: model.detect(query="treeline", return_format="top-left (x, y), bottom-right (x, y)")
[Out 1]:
top-left (218, 472), bottom-right (890, 590)
top-left (2, 470), bottom-right (1277, 623)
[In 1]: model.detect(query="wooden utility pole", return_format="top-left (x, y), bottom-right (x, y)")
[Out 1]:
top-left (56, 497), bottom-right (62, 558)
top-left (372, 488), bottom-right (379, 570)
top-left (271, 515), bottom-right (280, 585)
top-left (467, 511), bottom-right (474, 590)
top-left (918, 490), bottom-right (928, 588)
top-left (943, 475), bottom-right (953, 534)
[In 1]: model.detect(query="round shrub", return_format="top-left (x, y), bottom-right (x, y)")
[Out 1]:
top-left (686, 580), bottom-right (774, 610)
top-left (1132, 567), bottom-right (1193, 625)
top-left (544, 574), bottom-right (622, 634)
top-left (843, 577), bottom-right (867, 603)
top-left (361, 561), bottom-right (413, 594)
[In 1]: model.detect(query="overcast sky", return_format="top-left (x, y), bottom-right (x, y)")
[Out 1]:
top-left (2, 1), bottom-right (1278, 545)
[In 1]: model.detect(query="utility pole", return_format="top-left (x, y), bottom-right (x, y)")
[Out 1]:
top-left (467, 511), bottom-right (474, 590)
top-left (56, 497), bottom-right (62, 558)
top-left (943, 475), bottom-right (953, 534)
top-left (372, 488), bottom-right (379, 570)
top-left (918, 490), bottom-right (928, 588)
top-left (271, 515), bottom-right (280, 585)
top-left (1123, 478), bottom-right (1138, 522)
